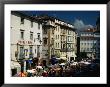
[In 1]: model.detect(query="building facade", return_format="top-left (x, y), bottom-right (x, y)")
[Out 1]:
top-left (80, 28), bottom-right (96, 59)
top-left (37, 15), bottom-right (77, 64)
top-left (94, 17), bottom-right (100, 59)
top-left (11, 11), bottom-right (42, 76)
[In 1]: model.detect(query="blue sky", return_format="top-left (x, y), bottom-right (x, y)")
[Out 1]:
top-left (21, 11), bottom-right (100, 27)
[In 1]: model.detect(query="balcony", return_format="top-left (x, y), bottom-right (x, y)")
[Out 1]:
top-left (60, 48), bottom-right (74, 52)
top-left (37, 52), bottom-right (40, 57)
top-left (61, 32), bottom-right (66, 36)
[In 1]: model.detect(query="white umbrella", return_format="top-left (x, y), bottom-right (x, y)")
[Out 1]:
top-left (27, 70), bottom-right (36, 73)
top-left (59, 63), bottom-right (65, 66)
top-left (84, 62), bottom-right (91, 65)
top-left (36, 66), bottom-right (43, 69)
top-left (60, 57), bottom-right (67, 60)
top-left (80, 61), bottom-right (85, 63)
top-left (71, 63), bottom-right (77, 65)
top-left (71, 62), bottom-right (78, 65)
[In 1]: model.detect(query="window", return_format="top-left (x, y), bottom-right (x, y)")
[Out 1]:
top-left (30, 32), bottom-right (33, 40)
top-left (61, 36), bottom-right (62, 41)
top-left (87, 48), bottom-right (89, 51)
top-left (20, 30), bottom-right (24, 39)
top-left (51, 38), bottom-right (54, 44)
top-left (58, 27), bottom-right (59, 32)
top-left (58, 35), bottom-right (59, 39)
top-left (37, 33), bottom-right (40, 40)
top-left (35, 49), bottom-right (36, 53)
top-left (68, 44), bottom-right (71, 49)
top-left (29, 47), bottom-right (33, 54)
top-left (56, 27), bottom-right (57, 31)
top-left (63, 44), bottom-right (65, 49)
top-left (29, 46), bottom-right (33, 58)
top-left (56, 43), bottom-right (57, 48)
top-left (68, 36), bottom-right (71, 42)
top-left (37, 45), bottom-right (40, 53)
top-left (38, 23), bottom-right (40, 29)
top-left (58, 43), bottom-right (59, 48)
top-left (52, 29), bottom-right (54, 34)
top-left (56, 35), bottom-right (57, 39)
top-left (82, 43), bottom-right (83, 45)
top-left (24, 49), bottom-right (28, 56)
top-left (68, 30), bottom-right (71, 35)
top-left (19, 46), bottom-right (24, 59)
top-left (61, 44), bottom-right (63, 49)
top-left (43, 38), bottom-right (47, 45)
top-left (21, 17), bottom-right (24, 24)
top-left (31, 21), bottom-right (33, 27)
top-left (44, 29), bottom-right (47, 34)
top-left (91, 43), bottom-right (93, 45)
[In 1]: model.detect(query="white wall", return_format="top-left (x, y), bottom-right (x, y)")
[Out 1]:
top-left (11, 13), bottom-right (42, 61)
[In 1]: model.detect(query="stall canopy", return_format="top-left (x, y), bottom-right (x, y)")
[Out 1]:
top-left (60, 57), bottom-right (67, 60)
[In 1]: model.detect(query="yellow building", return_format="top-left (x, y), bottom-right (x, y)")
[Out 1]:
top-left (36, 15), bottom-right (77, 64)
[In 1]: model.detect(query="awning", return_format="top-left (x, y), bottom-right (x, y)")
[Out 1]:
top-left (59, 63), bottom-right (66, 66)
top-left (84, 62), bottom-right (91, 65)
top-left (11, 61), bottom-right (21, 69)
top-left (56, 58), bottom-right (61, 60)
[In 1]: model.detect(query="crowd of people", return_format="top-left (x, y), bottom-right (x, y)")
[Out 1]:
top-left (23, 59), bottom-right (100, 77)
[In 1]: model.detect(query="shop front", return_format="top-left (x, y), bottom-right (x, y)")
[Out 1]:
top-left (11, 61), bottom-right (21, 76)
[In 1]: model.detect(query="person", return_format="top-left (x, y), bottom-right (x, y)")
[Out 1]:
top-left (59, 67), bottom-right (63, 76)
top-left (27, 72), bottom-right (32, 77)
top-left (42, 70), bottom-right (48, 77)
top-left (48, 68), bottom-right (53, 77)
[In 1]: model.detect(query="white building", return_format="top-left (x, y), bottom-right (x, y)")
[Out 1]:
top-left (94, 17), bottom-right (100, 59)
top-left (93, 31), bottom-right (100, 59)
top-left (80, 28), bottom-right (96, 58)
top-left (11, 11), bottom-right (42, 76)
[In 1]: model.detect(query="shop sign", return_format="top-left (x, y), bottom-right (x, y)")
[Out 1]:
top-left (18, 40), bottom-right (33, 45)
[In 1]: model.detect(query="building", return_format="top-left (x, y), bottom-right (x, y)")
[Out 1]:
top-left (76, 36), bottom-right (80, 60)
top-left (11, 11), bottom-right (43, 76)
top-left (36, 15), bottom-right (77, 64)
top-left (93, 30), bottom-right (100, 59)
top-left (80, 28), bottom-right (96, 59)
top-left (93, 17), bottom-right (100, 59)
top-left (59, 20), bottom-right (77, 61)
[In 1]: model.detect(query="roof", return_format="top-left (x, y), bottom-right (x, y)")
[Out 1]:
top-left (11, 11), bottom-right (42, 23)
top-left (36, 15), bottom-right (76, 32)
top-left (80, 28), bottom-right (97, 33)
